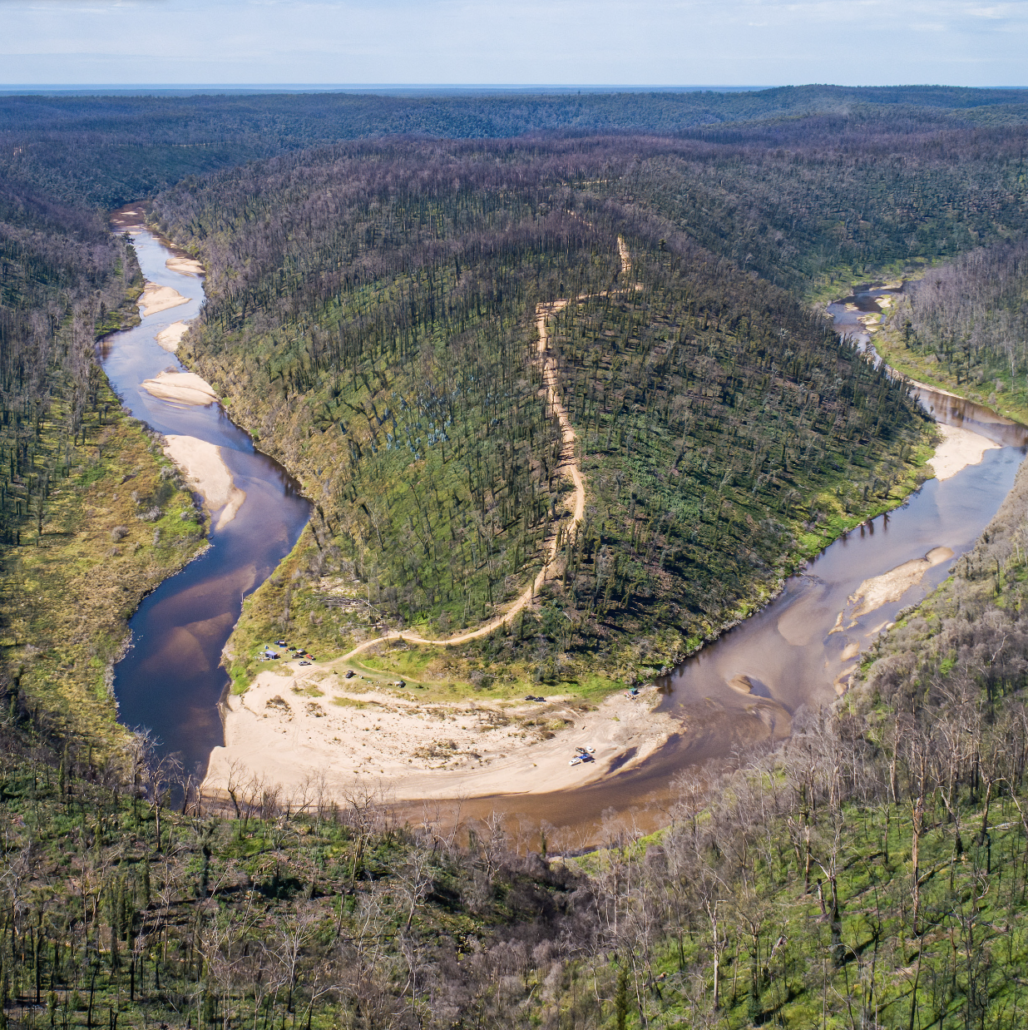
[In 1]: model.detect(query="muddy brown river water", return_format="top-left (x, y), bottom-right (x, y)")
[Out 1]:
top-left (104, 238), bottom-right (1028, 842)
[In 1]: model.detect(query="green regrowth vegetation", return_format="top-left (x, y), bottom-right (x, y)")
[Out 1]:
top-left (11, 566), bottom-right (1028, 1029)
top-left (542, 242), bottom-right (932, 664)
top-left (8, 88), bottom-right (1028, 1030)
top-left (0, 400), bottom-right (207, 751)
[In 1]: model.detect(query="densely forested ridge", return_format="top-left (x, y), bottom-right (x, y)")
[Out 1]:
top-left (600, 127), bottom-right (1028, 296)
top-left (145, 138), bottom-right (931, 687)
top-left (0, 181), bottom-right (136, 548)
top-left (2, 85), bottom-right (1027, 208)
top-left (0, 182), bottom-right (207, 748)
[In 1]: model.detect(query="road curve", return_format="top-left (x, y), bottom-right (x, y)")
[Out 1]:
top-left (336, 236), bottom-right (631, 661)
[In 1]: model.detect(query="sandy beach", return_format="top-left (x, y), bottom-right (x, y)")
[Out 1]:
top-left (166, 255), bottom-right (205, 276)
top-left (203, 672), bottom-right (674, 804)
top-left (142, 370), bottom-right (219, 406)
top-left (163, 434), bottom-right (246, 528)
top-left (156, 321), bottom-right (190, 353)
top-left (928, 422), bottom-right (999, 480)
top-left (139, 283), bottom-right (189, 317)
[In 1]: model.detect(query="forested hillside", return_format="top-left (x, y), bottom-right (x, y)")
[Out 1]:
top-left (2, 85), bottom-right (1027, 207)
top-left (150, 108), bottom-right (1028, 681)
top-left (150, 140), bottom-right (929, 682)
top-left (605, 127), bottom-right (1028, 296)
top-left (128, 103), bottom-right (1028, 689)
top-left (872, 239), bottom-right (1028, 421)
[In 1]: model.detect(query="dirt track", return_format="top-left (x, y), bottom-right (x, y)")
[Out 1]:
top-left (337, 236), bottom-right (632, 660)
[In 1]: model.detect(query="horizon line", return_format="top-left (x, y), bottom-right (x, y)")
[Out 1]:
top-left (3, 83), bottom-right (1028, 94)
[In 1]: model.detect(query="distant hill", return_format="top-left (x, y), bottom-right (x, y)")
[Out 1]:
top-left (2, 84), bottom-right (1027, 207)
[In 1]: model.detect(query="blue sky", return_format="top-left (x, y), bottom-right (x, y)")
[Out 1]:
top-left (1, 0), bottom-right (1025, 87)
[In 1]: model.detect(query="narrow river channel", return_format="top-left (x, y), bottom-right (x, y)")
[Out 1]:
top-left (104, 211), bottom-right (310, 777)
top-left (102, 230), bottom-right (1028, 841)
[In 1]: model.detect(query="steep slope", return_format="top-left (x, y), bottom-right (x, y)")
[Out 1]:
top-left (611, 127), bottom-right (1028, 296)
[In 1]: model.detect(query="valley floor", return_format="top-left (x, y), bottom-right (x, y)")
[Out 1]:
top-left (203, 672), bottom-right (674, 804)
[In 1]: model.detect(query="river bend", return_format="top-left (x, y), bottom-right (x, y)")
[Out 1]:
top-left (102, 237), bottom-right (1028, 834)
top-left (103, 212), bottom-right (309, 777)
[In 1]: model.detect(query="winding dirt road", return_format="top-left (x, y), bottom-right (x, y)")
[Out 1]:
top-left (336, 236), bottom-right (631, 660)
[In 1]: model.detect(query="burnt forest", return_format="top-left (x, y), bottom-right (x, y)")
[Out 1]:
top-left (2, 85), bottom-right (1028, 1028)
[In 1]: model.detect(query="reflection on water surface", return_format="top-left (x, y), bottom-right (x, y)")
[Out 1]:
top-left (104, 210), bottom-right (310, 777)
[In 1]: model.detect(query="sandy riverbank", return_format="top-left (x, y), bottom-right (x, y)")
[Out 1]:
top-left (163, 434), bottom-right (246, 528)
top-left (156, 321), bottom-right (190, 353)
top-left (142, 370), bottom-right (219, 406)
top-left (928, 422), bottom-right (999, 480)
top-left (203, 673), bottom-right (675, 805)
top-left (829, 545), bottom-right (954, 691)
top-left (166, 255), bottom-right (204, 276)
top-left (139, 283), bottom-right (189, 317)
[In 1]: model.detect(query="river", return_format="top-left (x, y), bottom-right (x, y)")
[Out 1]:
top-left (103, 210), bottom-right (309, 778)
top-left (102, 233), bottom-right (1028, 838)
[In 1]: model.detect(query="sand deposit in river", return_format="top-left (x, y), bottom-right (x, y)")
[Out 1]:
top-left (162, 435), bottom-right (246, 528)
top-left (728, 674), bottom-right (758, 694)
top-left (156, 321), bottom-right (190, 353)
top-left (166, 255), bottom-right (204, 276)
top-left (139, 283), bottom-right (189, 317)
top-left (142, 370), bottom-right (218, 406)
top-left (929, 423), bottom-right (999, 480)
top-left (203, 675), bottom-right (676, 804)
top-left (831, 545), bottom-right (953, 634)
